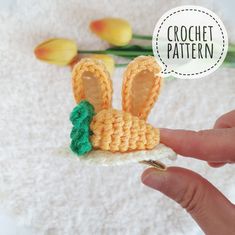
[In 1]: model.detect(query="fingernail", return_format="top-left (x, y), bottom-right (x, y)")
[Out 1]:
top-left (141, 168), bottom-right (166, 190)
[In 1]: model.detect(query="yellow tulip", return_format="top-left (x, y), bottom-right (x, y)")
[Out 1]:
top-left (34, 38), bottom-right (78, 66)
top-left (69, 54), bottom-right (115, 75)
top-left (89, 54), bottom-right (115, 75)
top-left (90, 18), bottom-right (132, 46)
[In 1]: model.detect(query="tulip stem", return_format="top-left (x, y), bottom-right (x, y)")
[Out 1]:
top-left (79, 50), bottom-right (103, 54)
top-left (79, 43), bottom-right (235, 67)
top-left (132, 34), bottom-right (152, 40)
top-left (79, 50), bottom-right (153, 56)
top-left (115, 63), bottom-right (128, 67)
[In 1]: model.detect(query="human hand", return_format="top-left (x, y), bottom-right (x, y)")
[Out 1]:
top-left (141, 110), bottom-right (235, 235)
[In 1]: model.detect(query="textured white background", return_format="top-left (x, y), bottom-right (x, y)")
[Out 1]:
top-left (0, 0), bottom-right (234, 234)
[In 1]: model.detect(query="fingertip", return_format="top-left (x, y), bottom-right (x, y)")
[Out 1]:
top-left (160, 128), bottom-right (234, 162)
top-left (141, 167), bottom-right (161, 183)
top-left (159, 128), bottom-right (173, 142)
top-left (159, 128), bottom-right (198, 157)
top-left (159, 128), bottom-right (181, 151)
top-left (141, 167), bottom-right (166, 190)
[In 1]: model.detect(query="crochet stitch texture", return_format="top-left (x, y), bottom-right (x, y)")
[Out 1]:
top-left (70, 100), bottom-right (95, 156)
top-left (72, 58), bottom-right (112, 112)
top-left (70, 56), bottom-right (162, 155)
top-left (90, 109), bottom-right (159, 152)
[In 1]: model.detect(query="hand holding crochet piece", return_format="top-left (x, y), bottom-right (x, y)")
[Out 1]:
top-left (69, 56), bottom-right (176, 168)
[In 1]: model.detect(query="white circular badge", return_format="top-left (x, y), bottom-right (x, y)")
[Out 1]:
top-left (152, 6), bottom-right (228, 79)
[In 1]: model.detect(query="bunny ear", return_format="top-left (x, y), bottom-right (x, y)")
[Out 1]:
top-left (72, 58), bottom-right (113, 112)
top-left (122, 56), bottom-right (163, 120)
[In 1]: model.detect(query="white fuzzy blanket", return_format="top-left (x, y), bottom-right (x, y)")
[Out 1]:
top-left (0, 0), bottom-right (234, 234)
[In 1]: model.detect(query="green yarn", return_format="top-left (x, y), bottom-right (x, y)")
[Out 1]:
top-left (69, 100), bottom-right (95, 156)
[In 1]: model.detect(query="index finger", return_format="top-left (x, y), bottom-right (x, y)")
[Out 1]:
top-left (160, 128), bottom-right (235, 162)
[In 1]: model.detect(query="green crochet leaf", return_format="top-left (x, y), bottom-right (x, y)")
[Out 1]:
top-left (69, 100), bottom-right (95, 156)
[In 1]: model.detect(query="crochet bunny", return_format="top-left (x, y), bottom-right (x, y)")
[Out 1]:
top-left (69, 56), bottom-right (175, 167)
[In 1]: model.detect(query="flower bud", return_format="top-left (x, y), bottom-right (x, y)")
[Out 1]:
top-left (90, 18), bottom-right (132, 46)
top-left (34, 38), bottom-right (78, 66)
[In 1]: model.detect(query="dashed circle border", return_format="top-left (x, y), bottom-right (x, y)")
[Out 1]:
top-left (154, 7), bottom-right (227, 76)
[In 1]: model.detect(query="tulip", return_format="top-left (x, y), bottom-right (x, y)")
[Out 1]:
top-left (34, 38), bottom-right (78, 66)
top-left (89, 54), bottom-right (115, 75)
top-left (90, 18), bottom-right (132, 46)
top-left (70, 54), bottom-right (115, 75)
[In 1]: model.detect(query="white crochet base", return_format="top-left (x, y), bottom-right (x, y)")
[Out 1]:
top-left (59, 144), bottom-right (177, 166)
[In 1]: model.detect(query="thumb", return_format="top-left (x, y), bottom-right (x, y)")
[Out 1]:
top-left (141, 167), bottom-right (235, 235)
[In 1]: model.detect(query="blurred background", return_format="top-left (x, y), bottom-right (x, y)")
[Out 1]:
top-left (0, 0), bottom-right (234, 234)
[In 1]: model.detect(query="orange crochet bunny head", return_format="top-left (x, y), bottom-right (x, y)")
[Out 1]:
top-left (70, 56), bottom-right (163, 157)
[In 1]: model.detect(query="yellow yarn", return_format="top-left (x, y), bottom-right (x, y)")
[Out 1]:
top-left (122, 56), bottom-right (162, 120)
top-left (90, 109), bottom-right (159, 152)
top-left (72, 58), bottom-right (113, 112)
top-left (71, 56), bottom-right (162, 153)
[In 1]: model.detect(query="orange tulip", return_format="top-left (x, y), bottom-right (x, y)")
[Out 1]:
top-left (34, 38), bottom-right (78, 66)
top-left (90, 18), bottom-right (132, 46)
